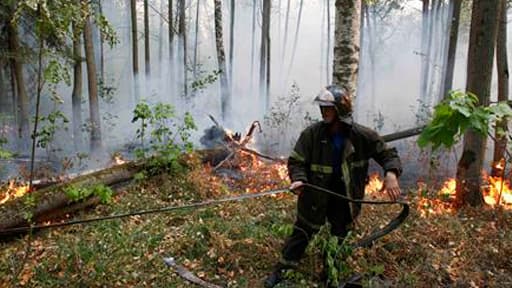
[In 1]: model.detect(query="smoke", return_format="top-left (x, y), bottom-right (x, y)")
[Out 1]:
top-left (9, 0), bottom-right (509, 182)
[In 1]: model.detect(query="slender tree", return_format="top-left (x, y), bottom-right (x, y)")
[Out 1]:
top-left (213, 0), bottom-right (230, 121)
top-left (72, 20), bottom-right (83, 151)
top-left (229, 0), bottom-right (235, 86)
top-left (326, 0), bottom-right (331, 84)
top-left (456, 0), bottom-right (501, 206)
top-left (178, 0), bottom-right (187, 96)
top-left (419, 0), bottom-right (431, 103)
top-left (492, 0), bottom-right (509, 177)
top-left (169, 0), bottom-right (174, 93)
top-left (83, 9), bottom-right (102, 153)
top-left (250, 0), bottom-right (257, 94)
top-left (144, 0), bottom-right (150, 76)
top-left (260, 0), bottom-right (271, 113)
top-left (286, 0), bottom-right (304, 80)
top-left (441, 0), bottom-right (462, 99)
top-left (7, 11), bottom-right (29, 143)
top-left (193, 0), bottom-right (200, 81)
top-left (332, 0), bottom-right (361, 97)
top-left (130, 0), bottom-right (140, 101)
top-left (281, 0), bottom-right (291, 68)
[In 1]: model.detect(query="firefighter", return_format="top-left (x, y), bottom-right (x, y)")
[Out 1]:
top-left (264, 85), bottom-right (403, 287)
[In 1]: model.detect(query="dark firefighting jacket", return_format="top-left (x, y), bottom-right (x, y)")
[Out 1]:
top-left (288, 121), bottom-right (402, 229)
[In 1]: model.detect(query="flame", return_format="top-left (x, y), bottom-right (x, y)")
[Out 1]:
top-left (0, 180), bottom-right (31, 205)
top-left (484, 175), bottom-right (512, 206)
top-left (365, 173), bottom-right (383, 194)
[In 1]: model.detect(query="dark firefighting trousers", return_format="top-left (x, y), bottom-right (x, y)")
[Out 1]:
top-left (280, 178), bottom-right (352, 265)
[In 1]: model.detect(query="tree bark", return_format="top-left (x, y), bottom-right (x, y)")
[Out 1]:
top-left (192, 0), bottom-right (200, 82)
top-left (214, 0), bottom-right (230, 122)
top-left (177, 0), bottom-right (187, 97)
top-left (72, 21), bottom-right (83, 151)
top-left (326, 0), bottom-right (331, 85)
top-left (442, 0), bottom-right (461, 100)
top-left (229, 0), bottom-right (235, 87)
top-left (130, 0), bottom-right (140, 102)
top-left (7, 20), bottom-right (29, 142)
top-left (144, 0), bottom-right (150, 77)
top-left (492, 0), bottom-right (509, 177)
top-left (250, 0), bottom-right (257, 94)
top-left (260, 0), bottom-right (271, 113)
top-left (332, 0), bottom-right (361, 98)
top-left (83, 12), bottom-right (102, 154)
top-left (456, 0), bottom-right (501, 207)
top-left (286, 0), bottom-right (303, 83)
top-left (419, 0), bottom-right (430, 103)
top-left (169, 0), bottom-right (175, 93)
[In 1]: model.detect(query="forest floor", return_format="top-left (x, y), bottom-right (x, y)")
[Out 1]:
top-left (1, 153), bottom-right (511, 288)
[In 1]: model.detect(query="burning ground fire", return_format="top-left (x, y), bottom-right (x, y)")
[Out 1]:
top-left (0, 180), bottom-right (30, 205)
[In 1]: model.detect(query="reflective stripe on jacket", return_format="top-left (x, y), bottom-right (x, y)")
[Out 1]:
top-left (288, 121), bottom-right (402, 227)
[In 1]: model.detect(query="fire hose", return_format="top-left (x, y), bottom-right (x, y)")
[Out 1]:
top-left (0, 184), bottom-right (409, 248)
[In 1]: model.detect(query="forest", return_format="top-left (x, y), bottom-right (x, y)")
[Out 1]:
top-left (0, 0), bottom-right (511, 287)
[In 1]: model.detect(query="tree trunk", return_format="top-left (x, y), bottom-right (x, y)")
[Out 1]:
top-left (7, 20), bottom-right (29, 142)
top-left (420, 0), bottom-right (430, 103)
top-left (332, 0), bottom-right (361, 98)
top-left (286, 0), bottom-right (303, 83)
top-left (72, 21), bottom-right (83, 151)
top-left (250, 0), bottom-right (257, 94)
top-left (492, 0), bottom-right (509, 177)
top-left (193, 0), bottom-right (200, 82)
top-left (326, 0), bottom-right (331, 85)
top-left (260, 0), bottom-right (271, 113)
top-left (281, 0), bottom-right (291, 68)
top-left (130, 0), bottom-right (140, 102)
top-left (83, 12), bottom-right (102, 154)
top-left (144, 0), bottom-right (150, 76)
top-left (179, 0), bottom-right (187, 97)
top-left (214, 0), bottom-right (230, 122)
top-left (169, 0), bottom-right (175, 94)
top-left (98, 0), bottom-right (105, 82)
top-left (456, 0), bottom-right (501, 207)
top-left (442, 0), bottom-right (461, 100)
top-left (229, 0), bottom-right (235, 87)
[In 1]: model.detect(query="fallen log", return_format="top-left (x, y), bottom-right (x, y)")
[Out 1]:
top-left (0, 161), bottom-right (144, 232)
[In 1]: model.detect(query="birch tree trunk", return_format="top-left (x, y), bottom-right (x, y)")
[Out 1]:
top-left (83, 11), bottom-right (102, 153)
top-left (492, 0), bottom-right (509, 177)
top-left (456, 0), bottom-right (501, 207)
top-left (332, 0), bottom-right (361, 98)
top-left (169, 0), bottom-right (174, 92)
top-left (214, 0), bottom-right (230, 121)
top-left (419, 0), bottom-right (430, 103)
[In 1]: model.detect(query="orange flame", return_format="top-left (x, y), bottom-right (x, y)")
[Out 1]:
top-left (484, 176), bottom-right (512, 206)
top-left (365, 173), bottom-right (383, 194)
top-left (0, 180), bottom-right (30, 205)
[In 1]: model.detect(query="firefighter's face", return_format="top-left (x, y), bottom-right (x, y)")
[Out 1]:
top-left (320, 106), bottom-right (337, 124)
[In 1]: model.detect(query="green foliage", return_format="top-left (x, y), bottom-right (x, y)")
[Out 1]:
top-left (308, 225), bottom-right (354, 287)
top-left (34, 111), bottom-right (69, 149)
top-left (190, 70), bottom-right (221, 92)
top-left (64, 183), bottom-right (113, 204)
top-left (131, 102), bottom-right (197, 175)
top-left (418, 91), bottom-right (512, 150)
